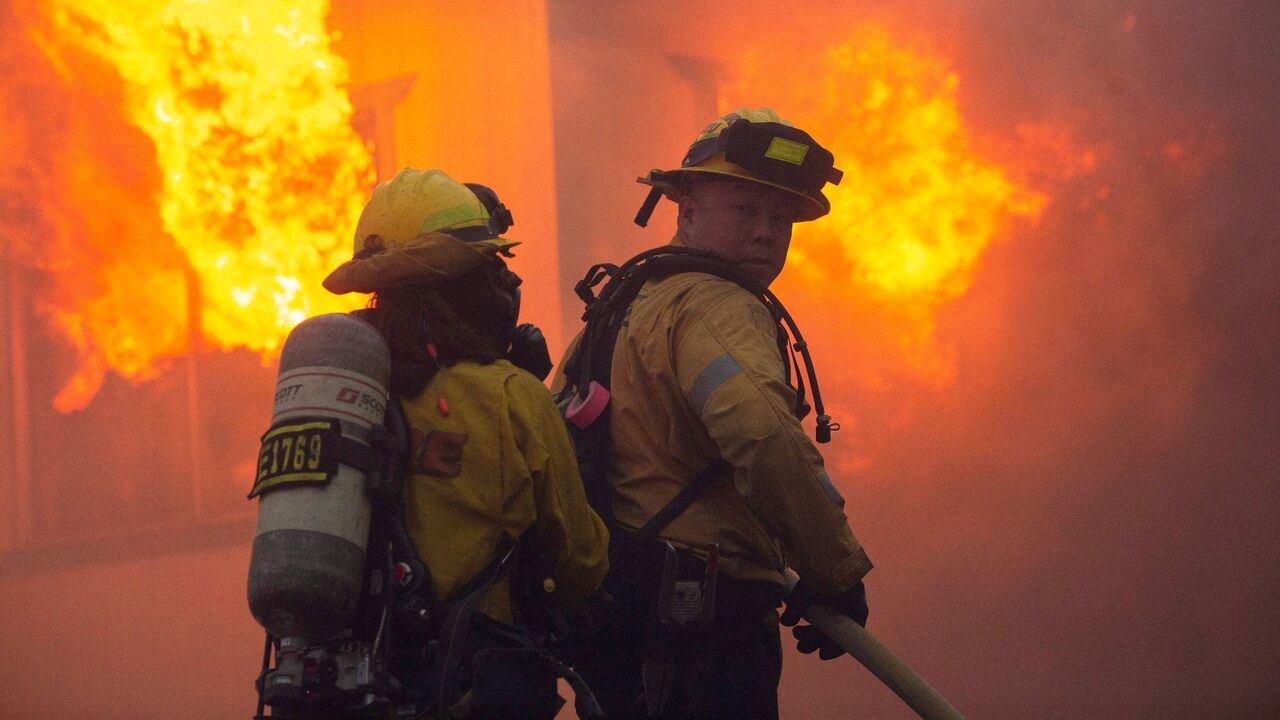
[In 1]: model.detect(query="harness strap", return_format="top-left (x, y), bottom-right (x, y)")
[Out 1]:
top-left (636, 459), bottom-right (732, 544)
top-left (331, 434), bottom-right (381, 474)
top-left (374, 399), bottom-right (433, 599)
top-left (430, 542), bottom-right (519, 711)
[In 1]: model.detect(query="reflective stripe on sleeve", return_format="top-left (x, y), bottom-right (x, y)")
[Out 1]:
top-left (817, 470), bottom-right (846, 509)
top-left (687, 353), bottom-right (743, 417)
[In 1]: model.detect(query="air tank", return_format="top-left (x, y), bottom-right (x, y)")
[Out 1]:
top-left (247, 313), bottom-right (390, 642)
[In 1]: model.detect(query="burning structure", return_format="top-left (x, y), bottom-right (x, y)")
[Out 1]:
top-left (2, 0), bottom-right (1278, 718)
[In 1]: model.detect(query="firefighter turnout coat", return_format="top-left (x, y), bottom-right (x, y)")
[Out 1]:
top-left (592, 264), bottom-right (872, 598)
top-left (401, 359), bottom-right (610, 622)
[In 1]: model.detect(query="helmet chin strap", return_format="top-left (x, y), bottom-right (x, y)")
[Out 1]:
top-left (635, 185), bottom-right (664, 227)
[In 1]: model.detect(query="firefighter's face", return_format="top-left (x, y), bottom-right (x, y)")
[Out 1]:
top-left (677, 177), bottom-right (800, 287)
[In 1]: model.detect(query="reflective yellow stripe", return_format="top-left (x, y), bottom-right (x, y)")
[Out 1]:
top-left (817, 470), bottom-right (845, 509)
top-left (765, 136), bottom-right (809, 165)
top-left (420, 202), bottom-right (485, 235)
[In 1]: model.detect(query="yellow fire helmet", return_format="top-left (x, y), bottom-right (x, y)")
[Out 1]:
top-left (323, 167), bottom-right (519, 294)
top-left (634, 107), bottom-right (844, 226)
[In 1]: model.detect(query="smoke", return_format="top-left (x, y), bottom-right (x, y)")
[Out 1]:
top-left (853, 3), bottom-right (1280, 717)
top-left (550, 0), bottom-right (1280, 717)
top-left (0, 1), bottom-right (1276, 718)
top-left (815, 2), bottom-right (1280, 717)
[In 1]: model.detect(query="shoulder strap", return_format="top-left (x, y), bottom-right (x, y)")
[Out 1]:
top-left (562, 247), bottom-right (761, 403)
top-left (429, 542), bottom-right (519, 711)
top-left (635, 459), bottom-right (731, 543)
top-left (369, 397), bottom-right (434, 601)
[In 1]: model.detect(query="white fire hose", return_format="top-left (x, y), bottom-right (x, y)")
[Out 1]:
top-left (783, 570), bottom-right (966, 720)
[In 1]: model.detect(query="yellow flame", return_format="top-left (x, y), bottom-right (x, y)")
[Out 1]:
top-left (734, 24), bottom-right (1049, 382)
top-left (20, 0), bottom-right (371, 410)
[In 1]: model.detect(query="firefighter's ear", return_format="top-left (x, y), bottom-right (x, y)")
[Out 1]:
top-left (675, 188), bottom-right (699, 228)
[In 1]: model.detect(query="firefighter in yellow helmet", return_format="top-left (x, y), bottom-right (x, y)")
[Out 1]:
top-left (326, 168), bottom-right (609, 718)
top-left (557, 109), bottom-right (872, 718)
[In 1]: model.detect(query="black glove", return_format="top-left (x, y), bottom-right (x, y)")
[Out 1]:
top-left (780, 579), bottom-right (868, 661)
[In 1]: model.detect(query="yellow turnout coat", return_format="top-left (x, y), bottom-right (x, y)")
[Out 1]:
top-left (401, 359), bottom-right (609, 622)
top-left (564, 261), bottom-right (872, 598)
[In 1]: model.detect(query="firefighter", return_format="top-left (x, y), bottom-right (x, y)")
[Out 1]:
top-left (557, 108), bottom-right (873, 719)
top-left (324, 167), bottom-right (609, 717)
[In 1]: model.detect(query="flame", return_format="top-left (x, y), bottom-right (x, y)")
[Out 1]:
top-left (733, 24), bottom-right (1055, 383)
top-left (9, 0), bottom-right (371, 410)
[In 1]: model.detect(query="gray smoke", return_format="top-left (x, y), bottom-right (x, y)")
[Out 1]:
top-left (550, 1), bottom-right (1280, 717)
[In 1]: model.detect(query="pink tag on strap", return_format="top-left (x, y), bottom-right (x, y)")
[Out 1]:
top-left (565, 381), bottom-right (610, 429)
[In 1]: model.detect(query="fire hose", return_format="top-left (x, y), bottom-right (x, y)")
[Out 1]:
top-left (783, 570), bottom-right (966, 720)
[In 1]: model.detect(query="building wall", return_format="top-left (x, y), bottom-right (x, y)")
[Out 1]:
top-left (547, 3), bottom-right (719, 333)
top-left (0, 4), bottom-right (561, 718)
top-left (333, 0), bottom-right (564, 348)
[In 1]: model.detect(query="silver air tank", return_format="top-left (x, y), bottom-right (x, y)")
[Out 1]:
top-left (247, 313), bottom-right (390, 642)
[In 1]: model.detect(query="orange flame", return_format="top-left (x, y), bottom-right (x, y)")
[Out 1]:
top-left (12, 0), bottom-right (371, 411)
top-left (733, 24), bottom-right (1053, 384)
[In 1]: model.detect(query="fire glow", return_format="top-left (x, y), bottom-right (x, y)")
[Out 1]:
top-left (7, 7), bottom-right (1075, 411)
top-left (737, 25), bottom-right (1060, 383)
top-left (12, 0), bottom-right (371, 411)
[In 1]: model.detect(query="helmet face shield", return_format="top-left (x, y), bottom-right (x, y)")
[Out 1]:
top-left (463, 182), bottom-right (516, 238)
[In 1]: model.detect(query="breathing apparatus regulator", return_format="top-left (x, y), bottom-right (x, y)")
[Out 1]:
top-left (245, 171), bottom-right (571, 719)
